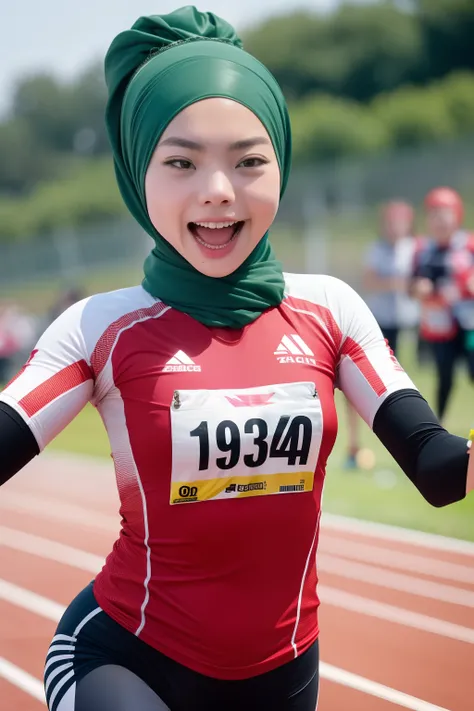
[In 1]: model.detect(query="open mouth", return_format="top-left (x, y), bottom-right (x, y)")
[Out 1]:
top-left (188, 220), bottom-right (245, 250)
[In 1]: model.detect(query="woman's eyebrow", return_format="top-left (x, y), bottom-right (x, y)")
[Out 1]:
top-left (229, 137), bottom-right (271, 150)
top-left (158, 136), bottom-right (271, 151)
top-left (158, 137), bottom-right (203, 150)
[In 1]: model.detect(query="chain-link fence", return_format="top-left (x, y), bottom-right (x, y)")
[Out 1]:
top-left (1, 135), bottom-right (474, 300)
top-left (0, 218), bottom-right (149, 289)
top-left (275, 134), bottom-right (474, 288)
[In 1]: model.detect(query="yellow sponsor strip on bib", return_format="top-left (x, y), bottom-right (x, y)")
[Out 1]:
top-left (170, 471), bottom-right (315, 504)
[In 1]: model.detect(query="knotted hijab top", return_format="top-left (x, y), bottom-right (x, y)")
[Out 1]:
top-left (104, 6), bottom-right (292, 327)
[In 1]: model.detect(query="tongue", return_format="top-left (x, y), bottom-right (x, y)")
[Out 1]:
top-left (194, 225), bottom-right (235, 245)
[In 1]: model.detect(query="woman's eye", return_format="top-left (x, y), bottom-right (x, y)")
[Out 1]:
top-left (238, 157), bottom-right (268, 169)
top-left (165, 159), bottom-right (194, 170)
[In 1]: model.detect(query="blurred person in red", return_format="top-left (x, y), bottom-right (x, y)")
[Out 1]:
top-left (411, 187), bottom-right (474, 423)
top-left (344, 200), bottom-right (418, 469)
top-left (0, 308), bottom-right (18, 382)
top-left (0, 301), bottom-right (37, 382)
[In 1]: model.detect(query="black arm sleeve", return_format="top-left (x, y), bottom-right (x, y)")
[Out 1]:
top-left (0, 401), bottom-right (40, 487)
top-left (372, 389), bottom-right (469, 508)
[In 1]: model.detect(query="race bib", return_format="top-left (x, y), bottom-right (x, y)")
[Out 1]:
top-left (423, 306), bottom-right (453, 332)
top-left (421, 299), bottom-right (457, 339)
top-left (169, 381), bottom-right (322, 504)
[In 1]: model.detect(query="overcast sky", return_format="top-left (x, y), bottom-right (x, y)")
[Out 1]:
top-left (2, 0), bottom-right (376, 113)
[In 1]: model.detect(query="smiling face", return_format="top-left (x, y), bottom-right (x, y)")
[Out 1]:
top-left (144, 98), bottom-right (281, 277)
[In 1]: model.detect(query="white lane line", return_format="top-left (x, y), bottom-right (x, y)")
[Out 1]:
top-left (2, 525), bottom-right (474, 640)
top-left (0, 526), bottom-right (105, 573)
top-left (4, 487), bottom-right (473, 559)
top-left (4, 524), bottom-right (472, 614)
top-left (320, 585), bottom-right (474, 644)
top-left (0, 654), bottom-right (449, 711)
top-left (0, 581), bottom-right (450, 710)
top-left (322, 512), bottom-right (474, 556)
top-left (0, 579), bottom-right (66, 621)
top-left (42, 450), bottom-right (112, 464)
top-left (0, 492), bottom-right (116, 532)
top-left (319, 553), bottom-right (474, 608)
top-left (320, 662), bottom-right (449, 711)
top-left (19, 451), bottom-right (474, 553)
top-left (320, 537), bottom-right (474, 585)
top-left (0, 657), bottom-right (45, 703)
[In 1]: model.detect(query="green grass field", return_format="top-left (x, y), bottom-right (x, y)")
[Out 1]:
top-left (47, 334), bottom-right (474, 541)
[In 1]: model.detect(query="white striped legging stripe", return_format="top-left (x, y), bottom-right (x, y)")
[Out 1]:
top-left (44, 608), bottom-right (101, 711)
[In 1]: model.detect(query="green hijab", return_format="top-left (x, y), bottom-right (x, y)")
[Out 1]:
top-left (104, 6), bottom-right (292, 328)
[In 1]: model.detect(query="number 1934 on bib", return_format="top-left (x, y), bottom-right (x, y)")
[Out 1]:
top-left (169, 382), bottom-right (323, 504)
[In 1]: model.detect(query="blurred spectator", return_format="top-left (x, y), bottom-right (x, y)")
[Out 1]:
top-left (363, 200), bottom-right (419, 352)
top-left (411, 187), bottom-right (474, 422)
top-left (0, 301), bottom-right (37, 382)
top-left (344, 200), bottom-right (418, 469)
top-left (47, 286), bottom-right (86, 324)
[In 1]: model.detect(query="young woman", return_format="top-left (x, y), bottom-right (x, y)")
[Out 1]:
top-left (0, 9), bottom-right (473, 711)
top-left (411, 186), bottom-right (474, 422)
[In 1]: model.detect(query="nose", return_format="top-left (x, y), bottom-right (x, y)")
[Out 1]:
top-left (198, 169), bottom-right (235, 206)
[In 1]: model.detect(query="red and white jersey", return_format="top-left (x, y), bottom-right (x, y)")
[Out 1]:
top-left (0, 274), bottom-right (416, 679)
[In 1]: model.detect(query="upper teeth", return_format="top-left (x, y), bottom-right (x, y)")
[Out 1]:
top-left (194, 221), bottom-right (238, 229)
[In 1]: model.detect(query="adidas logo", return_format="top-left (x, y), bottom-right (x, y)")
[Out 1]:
top-left (274, 335), bottom-right (316, 366)
top-left (163, 350), bottom-right (201, 372)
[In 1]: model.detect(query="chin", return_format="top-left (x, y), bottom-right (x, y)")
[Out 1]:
top-left (190, 258), bottom-right (242, 278)
top-left (185, 238), bottom-right (256, 278)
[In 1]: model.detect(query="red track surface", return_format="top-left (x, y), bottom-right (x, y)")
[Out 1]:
top-left (1, 453), bottom-right (473, 710)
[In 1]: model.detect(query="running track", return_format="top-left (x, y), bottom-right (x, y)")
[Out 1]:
top-left (1, 453), bottom-right (473, 710)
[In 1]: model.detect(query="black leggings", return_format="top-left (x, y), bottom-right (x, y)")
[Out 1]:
top-left (44, 582), bottom-right (320, 711)
top-left (431, 330), bottom-right (474, 420)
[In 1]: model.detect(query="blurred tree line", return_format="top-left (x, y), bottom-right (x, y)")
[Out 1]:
top-left (1, 0), bottom-right (474, 240)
